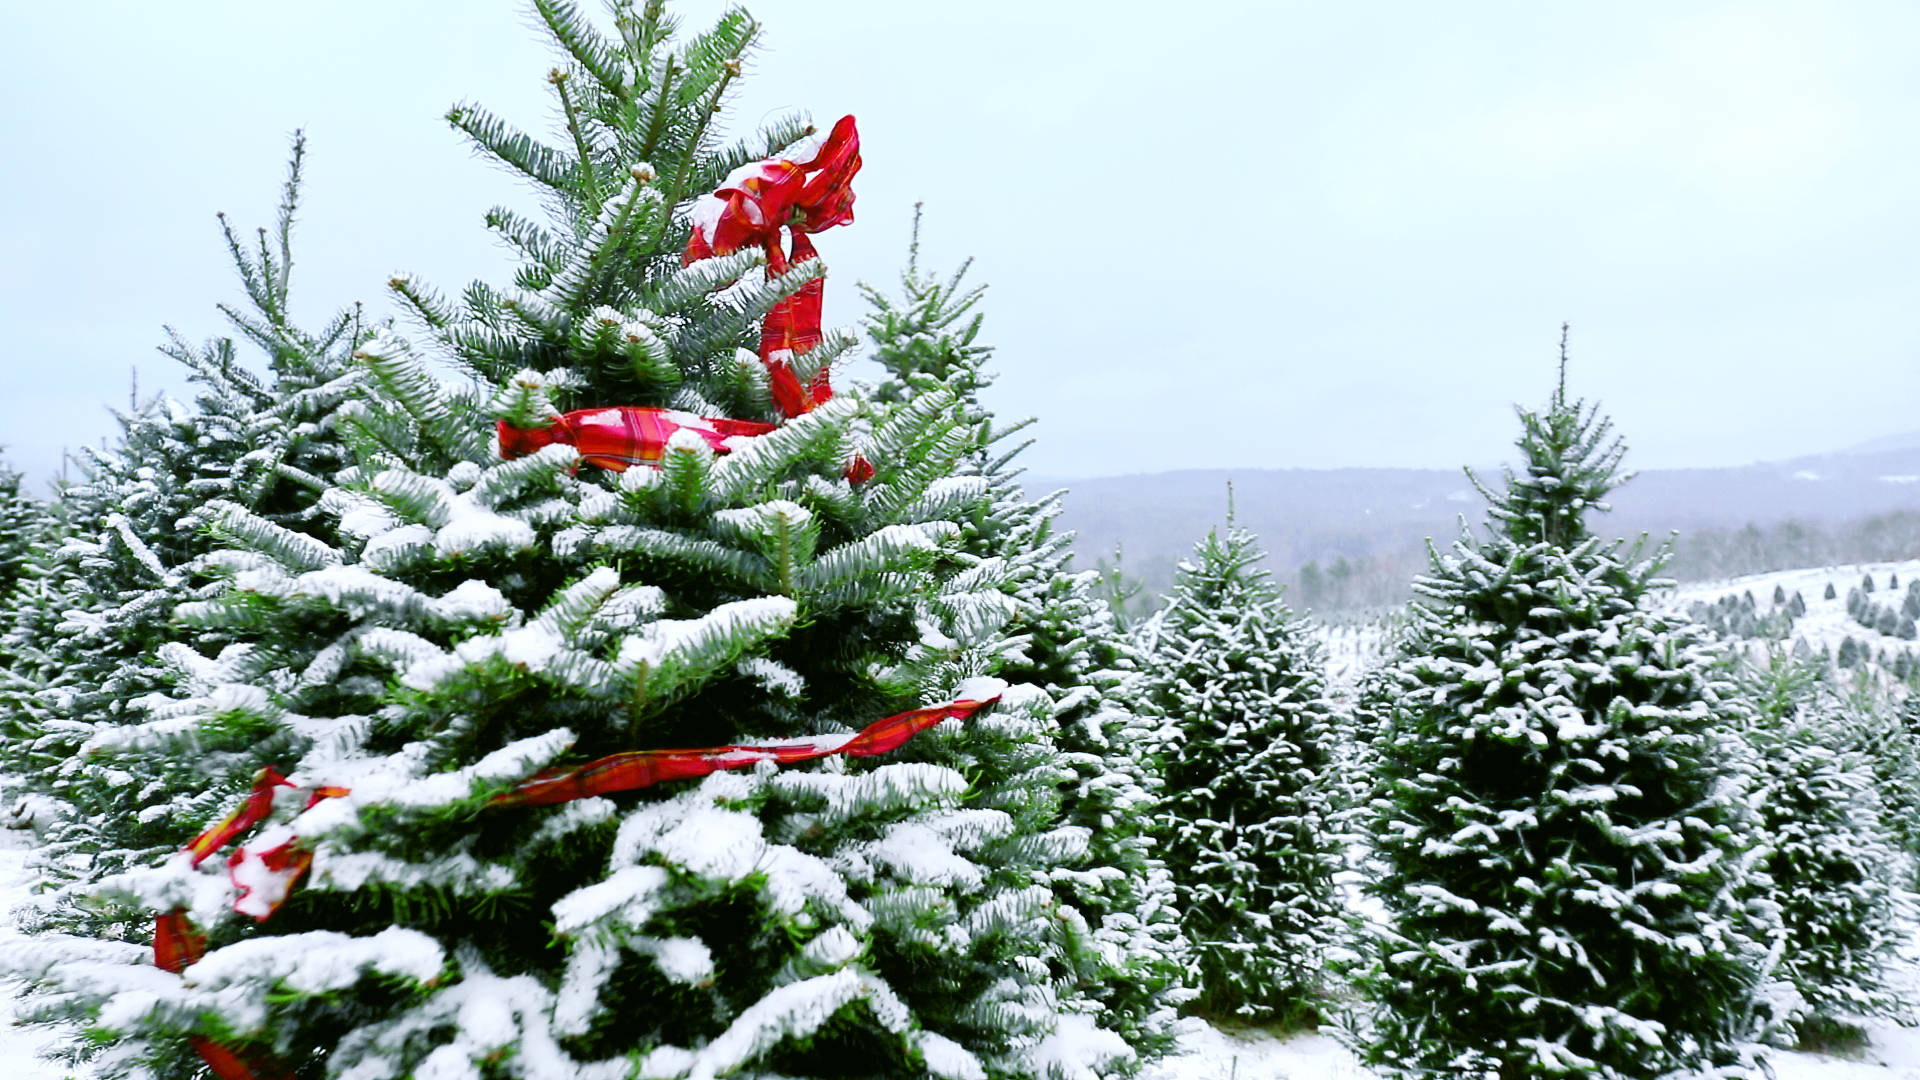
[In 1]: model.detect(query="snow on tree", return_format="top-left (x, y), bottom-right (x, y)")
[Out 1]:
top-left (863, 216), bottom-right (1189, 1055)
top-left (0, 134), bottom-right (363, 893)
top-left (1358, 344), bottom-right (1773, 1080)
top-left (0, 452), bottom-right (47, 608)
top-left (1142, 516), bottom-right (1341, 1023)
top-left (1736, 653), bottom-right (1910, 1041)
top-left (4, 6), bottom-right (1131, 1079)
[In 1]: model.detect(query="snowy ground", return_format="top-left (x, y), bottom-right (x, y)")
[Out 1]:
top-left (1143, 1003), bottom-right (1920, 1080)
top-left (1314, 620), bottom-right (1392, 689)
top-left (1663, 558), bottom-right (1920, 666)
top-left (0, 829), bottom-right (82, 1076)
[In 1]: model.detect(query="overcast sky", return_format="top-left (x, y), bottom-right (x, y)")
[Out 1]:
top-left (3, 1), bottom-right (1918, 493)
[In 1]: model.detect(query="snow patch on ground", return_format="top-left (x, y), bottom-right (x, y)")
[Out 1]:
top-left (1142, 1011), bottom-right (1920, 1080)
top-left (1662, 558), bottom-right (1920, 669)
top-left (0, 828), bottom-right (92, 1077)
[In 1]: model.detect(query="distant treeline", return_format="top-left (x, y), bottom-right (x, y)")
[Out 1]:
top-left (1659, 510), bottom-right (1920, 582)
top-left (1098, 510), bottom-right (1920, 619)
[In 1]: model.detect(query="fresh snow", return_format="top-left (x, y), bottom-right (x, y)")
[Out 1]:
top-left (1664, 557), bottom-right (1920, 661)
top-left (0, 830), bottom-right (76, 1078)
top-left (1139, 1005), bottom-right (1920, 1080)
top-left (0, 802), bottom-right (1918, 1076)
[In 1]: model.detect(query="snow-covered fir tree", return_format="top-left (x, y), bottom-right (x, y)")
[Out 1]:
top-left (1836, 684), bottom-right (1920, 883)
top-left (864, 223), bottom-right (1188, 1054)
top-left (0, 451), bottom-right (55, 774)
top-left (1359, 347), bottom-right (1772, 1080)
top-left (0, 451), bottom-right (47, 610)
top-left (0, 135), bottom-right (364, 894)
top-left (1142, 517), bottom-right (1340, 1023)
top-left (6, 6), bottom-right (1133, 1079)
top-left (1737, 653), bottom-right (1909, 1041)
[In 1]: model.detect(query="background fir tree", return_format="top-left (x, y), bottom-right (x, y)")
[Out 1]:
top-left (1736, 652), bottom-right (1909, 1044)
top-left (0, 134), bottom-right (364, 895)
top-left (7, 6), bottom-right (1133, 1079)
top-left (1359, 344), bottom-right (1772, 1080)
top-left (1142, 515), bottom-right (1340, 1024)
top-left (864, 222), bottom-right (1189, 1056)
top-left (0, 451), bottom-right (48, 609)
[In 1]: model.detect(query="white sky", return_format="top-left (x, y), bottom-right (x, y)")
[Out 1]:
top-left (3, 1), bottom-right (1918, 492)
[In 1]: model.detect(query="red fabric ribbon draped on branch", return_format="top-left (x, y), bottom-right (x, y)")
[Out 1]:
top-left (152, 678), bottom-right (1001, 963)
top-left (153, 679), bottom-right (998, 1080)
top-left (495, 404), bottom-right (873, 485)
top-left (497, 406), bottom-right (776, 469)
top-left (495, 679), bottom-right (1004, 806)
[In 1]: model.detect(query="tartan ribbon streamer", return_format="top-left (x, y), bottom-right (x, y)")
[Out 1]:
top-left (496, 406), bottom-right (776, 471)
top-left (759, 231), bottom-right (833, 420)
top-left (185, 767), bottom-right (293, 867)
top-left (496, 403), bottom-right (873, 484)
top-left (494, 681), bottom-right (1005, 807)
top-left (152, 678), bottom-right (1002, 954)
top-left (154, 681), bottom-right (1000, 1078)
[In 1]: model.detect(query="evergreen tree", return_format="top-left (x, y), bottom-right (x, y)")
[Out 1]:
top-left (862, 221), bottom-right (1187, 1054)
top-left (0, 452), bottom-right (48, 608)
top-left (10, 6), bottom-right (1132, 1079)
top-left (0, 134), bottom-right (363, 893)
top-left (1738, 654), bottom-right (1909, 1041)
top-left (1359, 349), bottom-right (1770, 1079)
top-left (1825, 581), bottom-right (1838, 601)
top-left (1143, 519), bottom-right (1340, 1023)
top-left (1840, 636), bottom-right (1861, 669)
top-left (1863, 572), bottom-right (1877, 593)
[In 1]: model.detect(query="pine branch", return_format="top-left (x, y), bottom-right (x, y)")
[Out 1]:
top-left (534, 0), bottom-right (632, 102)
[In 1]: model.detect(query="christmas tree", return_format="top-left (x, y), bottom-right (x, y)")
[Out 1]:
top-left (0, 451), bottom-right (47, 609)
top-left (1359, 340), bottom-right (1771, 1079)
top-left (7, 5), bottom-right (1131, 1079)
top-left (1737, 653), bottom-right (1908, 1043)
top-left (864, 223), bottom-right (1188, 1053)
top-left (0, 133), bottom-right (363, 893)
top-left (1142, 515), bottom-right (1340, 1023)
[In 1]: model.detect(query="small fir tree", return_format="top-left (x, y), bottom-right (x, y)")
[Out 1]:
top-left (1143, 518), bottom-right (1341, 1023)
top-left (0, 134), bottom-right (363, 893)
top-left (1359, 345), bottom-right (1771, 1080)
top-left (0, 452), bottom-right (47, 608)
top-left (863, 222), bottom-right (1188, 1054)
top-left (1737, 653), bottom-right (1909, 1042)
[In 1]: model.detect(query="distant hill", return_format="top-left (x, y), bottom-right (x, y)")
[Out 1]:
top-left (1025, 440), bottom-right (1920, 609)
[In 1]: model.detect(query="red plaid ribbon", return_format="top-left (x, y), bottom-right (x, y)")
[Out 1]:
top-left (494, 684), bottom-right (1004, 807)
top-left (497, 406), bottom-right (775, 470)
top-left (497, 404), bottom-right (871, 484)
top-left (155, 679), bottom-right (1001, 943)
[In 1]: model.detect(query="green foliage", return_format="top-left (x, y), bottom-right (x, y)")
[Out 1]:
top-left (1358, 351), bottom-right (1771, 1080)
top-left (866, 229), bottom-right (1189, 1058)
top-left (1736, 653), bottom-right (1910, 1038)
top-left (8, 6), bottom-right (1135, 1079)
top-left (1144, 523), bottom-right (1340, 1023)
top-left (0, 132), bottom-right (365, 896)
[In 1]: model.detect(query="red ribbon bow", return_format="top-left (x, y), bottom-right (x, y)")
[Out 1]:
top-left (684, 116), bottom-right (859, 419)
top-left (683, 116), bottom-right (860, 265)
